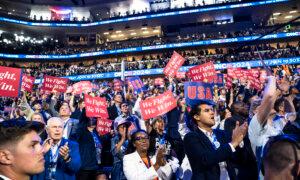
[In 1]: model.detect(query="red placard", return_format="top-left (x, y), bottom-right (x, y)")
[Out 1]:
top-left (241, 69), bottom-right (251, 79)
top-left (84, 94), bottom-right (109, 118)
top-left (154, 78), bottom-right (164, 86)
top-left (96, 118), bottom-right (112, 135)
top-left (227, 68), bottom-right (236, 79)
top-left (140, 90), bottom-right (177, 120)
top-left (251, 78), bottom-right (262, 90)
top-left (176, 72), bottom-right (186, 79)
top-left (234, 69), bottom-right (243, 79)
top-left (225, 74), bottom-right (233, 89)
top-left (187, 62), bottom-right (216, 82)
top-left (163, 51), bottom-right (185, 77)
top-left (73, 81), bottom-right (93, 95)
top-left (21, 75), bottom-right (35, 92)
top-left (0, 66), bottom-right (22, 98)
top-left (42, 75), bottom-right (68, 93)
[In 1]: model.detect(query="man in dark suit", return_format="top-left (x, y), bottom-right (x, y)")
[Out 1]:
top-left (224, 101), bottom-right (258, 180)
top-left (32, 117), bottom-right (81, 180)
top-left (0, 120), bottom-right (45, 180)
top-left (108, 94), bottom-right (123, 121)
top-left (184, 100), bottom-right (248, 180)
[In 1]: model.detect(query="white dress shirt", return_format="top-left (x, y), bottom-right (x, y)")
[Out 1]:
top-left (62, 118), bottom-right (70, 139)
top-left (0, 175), bottom-right (11, 180)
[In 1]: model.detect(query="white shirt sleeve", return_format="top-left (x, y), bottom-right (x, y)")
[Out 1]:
top-left (248, 114), bottom-right (280, 157)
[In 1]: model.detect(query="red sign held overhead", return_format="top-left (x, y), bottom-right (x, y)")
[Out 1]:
top-left (224, 74), bottom-right (233, 89)
top-left (0, 66), bottom-right (22, 98)
top-left (187, 62), bottom-right (216, 82)
top-left (85, 94), bottom-right (109, 118)
top-left (176, 72), bottom-right (186, 79)
top-left (21, 75), bottom-right (35, 92)
top-left (140, 90), bottom-right (177, 120)
top-left (96, 118), bottom-right (112, 135)
top-left (163, 51), bottom-right (185, 77)
top-left (42, 75), bottom-right (68, 93)
top-left (73, 81), bottom-right (93, 95)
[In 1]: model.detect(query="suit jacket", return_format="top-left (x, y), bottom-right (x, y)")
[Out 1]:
top-left (184, 128), bottom-right (237, 180)
top-left (123, 151), bottom-right (173, 180)
top-left (108, 104), bottom-right (121, 121)
top-left (224, 115), bottom-right (258, 180)
top-left (65, 118), bottom-right (79, 140)
top-left (31, 138), bottom-right (81, 180)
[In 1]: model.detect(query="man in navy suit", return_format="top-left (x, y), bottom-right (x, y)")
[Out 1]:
top-left (50, 96), bottom-right (79, 140)
top-left (184, 100), bottom-right (248, 180)
top-left (32, 117), bottom-right (81, 180)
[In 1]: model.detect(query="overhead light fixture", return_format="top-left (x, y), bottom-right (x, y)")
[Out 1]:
top-left (12, 9), bottom-right (15, 12)
top-left (270, 17), bottom-right (277, 20)
top-left (130, 32), bottom-right (137, 35)
top-left (96, 13), bottom-right (99, 16)
top-left (103, 32), bottom-right (109, 35)
top-left (111, 35), bottom-right (117, 38)
top-left (118, 34), bottom-right (124, 37)
top-left (116, 30), bottom-right (122, 33)
top-left (141, 27), bottom-right (147, 30)
top-left (289, 10), bottom-right (297, 14)
top-left (8, 12), bottom-right (12, 15)
top-left (142, 31), bottom-right (149, 34)
top-left (273, 12), bottom-right (281, 16)
top-left (284, 15), bottom-right (293, 19)
top-left (153, 30), bottom-right (160, 33)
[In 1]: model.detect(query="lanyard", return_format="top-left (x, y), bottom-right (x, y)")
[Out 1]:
top-left (50, 145), bottom-right (59, 164)
top-left (91, 131), bottom-right (102, 164)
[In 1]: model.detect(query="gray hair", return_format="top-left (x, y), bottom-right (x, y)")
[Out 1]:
top-left (46, 117), bottom-right (63, 127)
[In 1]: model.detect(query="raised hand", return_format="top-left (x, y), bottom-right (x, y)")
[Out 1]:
top-left (59, 142), bottom-right (70, 161)
top-left (155, 147), bottom-right (167, 167)
top-left (42, 138), bottom-right (53, 154)
top-left (231, 121), bottom-right (248, 148)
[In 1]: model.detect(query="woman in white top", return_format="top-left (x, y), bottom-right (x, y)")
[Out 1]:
top-left (123, 130), bottom-right (174, 180)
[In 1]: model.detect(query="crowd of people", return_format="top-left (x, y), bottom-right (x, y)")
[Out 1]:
top-left (0, 63), bottom-right (299, 180)
top-left (108, 0), bottom-right (241, 19)
top-left (0, 23), bottom-right (297, 55)
top-left (1, 42), bottom-right (299, 78)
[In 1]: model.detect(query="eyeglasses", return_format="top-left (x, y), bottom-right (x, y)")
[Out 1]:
top-left (135, 136), bottom-right (149, 141)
